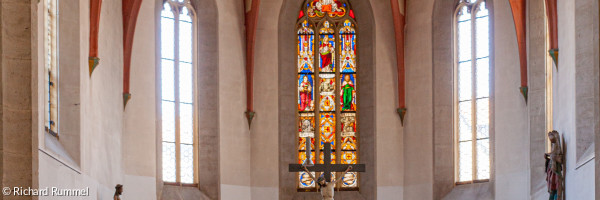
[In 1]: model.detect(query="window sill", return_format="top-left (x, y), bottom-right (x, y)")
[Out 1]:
top-left (41, 131), bottom-right (80, 173)
top-left (455, 179), bottom-right (489, 186)
top-left (45, 126), bottom-right (59, 139)
top-left (163, 182), bottom-right (198, 187)
top-left (575, 149), bottom-right (595, 170)
top-left (297, 187), bottom-right (359, 192)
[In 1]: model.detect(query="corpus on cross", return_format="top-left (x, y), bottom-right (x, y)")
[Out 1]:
top-left (289, 137), bottom-right (365, 199)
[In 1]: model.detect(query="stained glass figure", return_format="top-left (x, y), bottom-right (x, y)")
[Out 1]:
top-left (320, 74), bottom-right (336, 111)
top-left (299, 113), bottom-right (316, 138)
top-left (340, 113), bottom-right (356, 137)
top-left (298, 74), bottom-right (315, 112)
top-left (340, 74), bottom-right (356, 111)
top-left (319, 22), bottom-right (335, 72)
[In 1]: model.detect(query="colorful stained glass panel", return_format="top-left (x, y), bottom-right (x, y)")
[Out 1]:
top-left (307, 0), bottom-right (347, 18)
top-left (341, 172), bottom-right (358, 188)
top-left (340, 113), bottom-right (356, 137)
top-left (319, 74), bottom-right (336, 111)
top-left (299, 113), bottom-right (315, 138)
top-left (340, 20), bottom-right (356, 73)
top-left (341, 136), bottom-right (356, 151)
top-left (299, 136), bottom-right (315, 151)
top-left (298, 74), bottom-right (315, 112)
top-left (298, 21), bottom-right (314, 73)
top-left (319, 152), bottom-right (336, 164)
top-left (319, 113), bottom-right (336, 149)
top-left (299, 171), bottom-right (316, 188)
top-left (340, 74), bottom-right (356, 111)
top-left (319, 24), bottom-right (335, 72)
top-left (299, 151), bottom-right (316, 164)
top-left (341, 151), bottom-right (357, 164)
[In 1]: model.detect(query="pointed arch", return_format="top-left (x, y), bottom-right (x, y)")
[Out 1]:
top-left (279, 0), bottom-right (375, 198)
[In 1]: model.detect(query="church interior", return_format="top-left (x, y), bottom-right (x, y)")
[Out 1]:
top-left (0, 0), bottom-right (598, 199)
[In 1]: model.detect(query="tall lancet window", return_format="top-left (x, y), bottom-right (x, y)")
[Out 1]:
top-left (160, 0), bottom-right (197, 185)
top-left (544, 1), bottom-right (554, 153)
top-left (45, 0), bottom-right (59, 137)
top-left (296, 0), bottom-right (359, 191)
top-left (454, 0), bottom-right (491, 183)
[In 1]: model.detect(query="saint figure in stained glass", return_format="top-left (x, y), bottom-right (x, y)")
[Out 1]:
top-left (341, 74), bottom-right (356, 111)
top-left (320, 36), bottom-right (334, 72)
top-left (298, 74), bottom-right (314, 112)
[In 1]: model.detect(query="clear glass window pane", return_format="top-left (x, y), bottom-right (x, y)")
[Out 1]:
top-left (180, 144), bottom-right (194, 184)
top-left (162, 101), bottom-right (175, 142)
top-left (161, 8), bottom-right (174, 60)
top-left (179, 20), bottom-right (193, 63)
top-left (458, 101), bottom-right (472, 142)
top-left (162, 142), bottom-right (176, 182)
top-left (458, 141), bottom-right (473, 182)
top-left (179, 62), bottom-right (193, 103)
top-left (475, 15), bottom-right (489, 58)
top-left (180, 103), bottom-right (193, 144)
top-left (457, 9), bottom-right (472, 62)
top-left (476, 139), bottom-right (490, 180)
top-left (458, 62), bottom-right (472, 101)
top-left (476, 98), bottom-right (489, 139)
top-left (161, 59), bottom-right (175, 101)
top-left (476, 58), bottom-right (490, 98)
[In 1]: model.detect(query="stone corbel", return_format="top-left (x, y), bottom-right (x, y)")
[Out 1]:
top-left (545, 0), bottom-right (559, 68)
top-left (89, 0), bottom-right (102, 76)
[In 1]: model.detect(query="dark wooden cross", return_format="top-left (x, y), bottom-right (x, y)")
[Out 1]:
top-left (289, 140), bottom-right (365, 182)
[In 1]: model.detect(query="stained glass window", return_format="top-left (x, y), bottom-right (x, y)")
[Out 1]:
top-left (44, 0), bottom-right (59, 137)
top-left (455, 0), bottom-right (490, 183)
top-left (161, 0), bottom-right (197, 184)
top-left (297, 0), bottom-right (359, 190)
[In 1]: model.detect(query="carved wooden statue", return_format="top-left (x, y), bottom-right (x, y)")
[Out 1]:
top-left (114, 184), bottom-right (123, 200)
top-left (545, 130), bottom-right (564, 200)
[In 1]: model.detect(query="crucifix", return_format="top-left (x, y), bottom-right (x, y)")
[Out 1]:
top-left (289, 138), bottom-right (365, 186)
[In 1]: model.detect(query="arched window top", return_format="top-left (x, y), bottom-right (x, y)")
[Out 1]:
top-left (299, 0), bottom-right (355, 20)
top-left (162, 0), bottom-right (196, 18)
